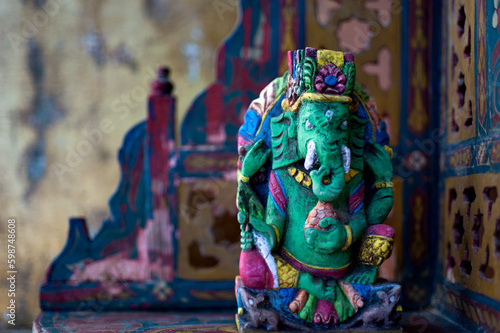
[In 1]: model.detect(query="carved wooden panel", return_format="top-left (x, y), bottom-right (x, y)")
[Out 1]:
top-left (444, 175), bottom-right (500, 301)
top-left (438, 1), bottom-right (500, 330)
top-left (446, 0), bottom-right (476, 143)
top-left (177, 179), bottom-right (239, 281)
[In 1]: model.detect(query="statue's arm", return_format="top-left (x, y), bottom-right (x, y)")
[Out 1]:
top-left (363, 142), bottom-right (394, 225)
top-left (262, 191), bottom-right (286, 249)
top-left (240, 139), bottom-right (270, 180)
top-left (238, 191), bottom-right (285, 251)
top-left (366, 188), bottom-right (393, 225)
top-left (249, 169), bottom-right (288, 250)
top-left (238, 169), bottom-right (287, 251)
top-left (347, 210), bottom-right (368, 245)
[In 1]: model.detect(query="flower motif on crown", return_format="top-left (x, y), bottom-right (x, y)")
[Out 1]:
top-left (314, 64), bottom-right (347, 95)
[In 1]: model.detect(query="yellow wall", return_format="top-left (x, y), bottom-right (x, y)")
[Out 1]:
top-left (0, 0), bottom-right (237, 328)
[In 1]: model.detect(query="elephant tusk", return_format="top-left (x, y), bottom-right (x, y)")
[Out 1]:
top-left (342, 145), bottom-right (351, 174)
top-left (304, 140), bottom-right (318, 170)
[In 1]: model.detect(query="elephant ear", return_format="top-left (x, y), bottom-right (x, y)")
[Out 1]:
top-left (270, 112), bottom-right (300, 169)
top-left (348, 103), bottom-right (369, 171)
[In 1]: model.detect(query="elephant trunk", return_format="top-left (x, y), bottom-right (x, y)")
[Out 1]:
top-left (309, 142), bottom-right (351, 203)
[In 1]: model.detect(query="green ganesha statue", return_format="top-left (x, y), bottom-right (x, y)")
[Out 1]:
top-left (235, 48), bottom-right (401, 331)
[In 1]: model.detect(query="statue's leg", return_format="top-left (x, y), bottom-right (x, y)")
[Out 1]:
top-left (344, 224), bottom-right (395, 285)
top-left (297, 293), bottom-right (317, 322)
top-left (294, 271), bottom-right (356, 324)
top-left (297, 271), bottom-right (336, 303)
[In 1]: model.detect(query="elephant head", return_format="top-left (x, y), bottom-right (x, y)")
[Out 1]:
top-left (268, 48), bottom-right (367, 203)
top-left (270, 93), bottom-right (367, 203)
top-left (296, 97), bottom-right (351, 202)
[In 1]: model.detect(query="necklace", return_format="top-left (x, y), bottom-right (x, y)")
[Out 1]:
top-left (287, 167), bottom-right (359, 189)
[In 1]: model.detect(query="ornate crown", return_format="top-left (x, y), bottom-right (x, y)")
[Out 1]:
top-left (284, 47), bottom-right (356, 112)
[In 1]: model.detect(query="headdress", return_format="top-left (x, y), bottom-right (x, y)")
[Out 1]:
top-left (284, 47), bottom-right (356, 112)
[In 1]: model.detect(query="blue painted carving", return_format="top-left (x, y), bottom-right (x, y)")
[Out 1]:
top-left (181, 0), bottom-right (305, 147)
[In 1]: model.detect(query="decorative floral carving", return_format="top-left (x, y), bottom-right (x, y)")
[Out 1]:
top-left (152, 281), bottom-right (173, 301)
top-left (314, 64), bottom-right (347, 95)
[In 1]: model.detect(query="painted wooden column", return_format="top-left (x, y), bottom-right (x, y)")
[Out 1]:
top-left (145, 68), bottom-right (176, 281)
top-left (399, 0), bottom-right (440, 309)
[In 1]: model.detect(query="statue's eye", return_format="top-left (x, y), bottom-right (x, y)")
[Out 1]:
top-left (340, 121), bottom-right (348, 130)
top-left (325, 109), bottom-right (334, 121)
top-left (305, 119), bottom-right (314, 130)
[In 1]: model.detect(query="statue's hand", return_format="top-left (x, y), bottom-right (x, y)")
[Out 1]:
top-left (364, 143), bottom-right (393, 181)
top-left (241, 139), bottom-right (271, 178)
top-left (238, 212), bottom-right (277, 251)
top-left (304, 217), bottom-right (347, 253)
top-left (238, 212), bottom-right (253, 251)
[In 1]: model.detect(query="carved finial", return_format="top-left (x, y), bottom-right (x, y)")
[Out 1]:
top-left (151, 66), bottom-right (174, 95)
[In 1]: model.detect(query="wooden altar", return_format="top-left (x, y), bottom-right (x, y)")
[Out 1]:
top-left (34, 1), bottom-right (500, 332)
